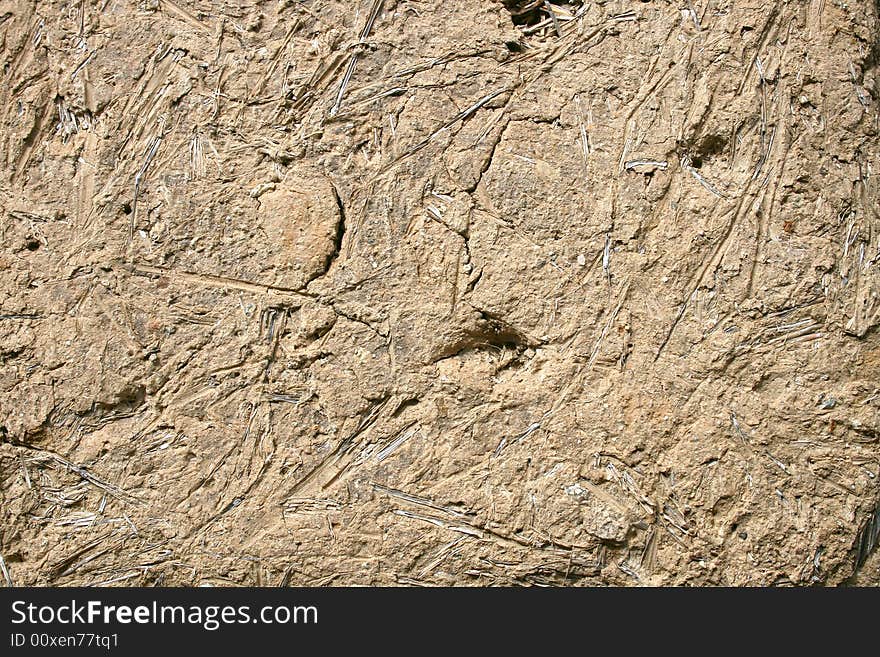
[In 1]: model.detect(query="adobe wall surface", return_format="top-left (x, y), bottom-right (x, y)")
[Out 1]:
top-left (1, 0), bottom-right (879, 586)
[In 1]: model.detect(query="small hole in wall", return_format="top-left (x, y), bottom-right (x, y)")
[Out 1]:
top-left (501, 1), bottom-right (584, 27)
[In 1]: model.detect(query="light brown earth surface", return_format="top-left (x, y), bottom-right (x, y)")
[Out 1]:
top-left (1, 0), bottom-right (879, 586)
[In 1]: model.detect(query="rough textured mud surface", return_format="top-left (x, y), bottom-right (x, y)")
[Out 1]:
top-left (1, 0), bottom-right (879, 586)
